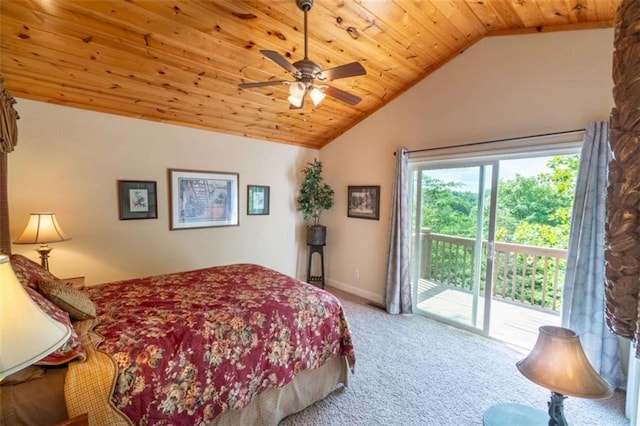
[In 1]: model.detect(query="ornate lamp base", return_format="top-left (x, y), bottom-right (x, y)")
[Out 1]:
top-left (35, 244), bottom-right (52, 271)
top-left (548, 391), bottom-right (568, 426)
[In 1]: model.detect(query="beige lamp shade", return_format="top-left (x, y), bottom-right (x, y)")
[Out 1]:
top-left (14, 212), bottom-right (69, 244)
top-left (13, 213), bottom-right (70, 270)
top-left (516, 326), bottom-right (613, 399)
top-left (0, 255), bottom-right (72, 379)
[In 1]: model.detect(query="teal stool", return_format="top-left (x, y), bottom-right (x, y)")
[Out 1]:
top-left (484, 403), bottom-right (548, 426)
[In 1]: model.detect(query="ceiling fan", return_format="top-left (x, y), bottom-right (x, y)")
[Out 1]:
top-left (238, 0), bottom-right (366, 109)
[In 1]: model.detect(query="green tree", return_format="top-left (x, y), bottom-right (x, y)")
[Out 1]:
top-left (496, 154), bottom-right (579, 248)
top-left (420, 176), bottom-right (477, 237)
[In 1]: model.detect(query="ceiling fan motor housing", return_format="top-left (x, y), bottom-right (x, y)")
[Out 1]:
top-left (292, 59), bottom-right (322, 81)
top-left (296, 0), bottom-right (313, 12)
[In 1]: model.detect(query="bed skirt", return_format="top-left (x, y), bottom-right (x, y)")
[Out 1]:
top-left (214, 355), bottom-right (349, 425)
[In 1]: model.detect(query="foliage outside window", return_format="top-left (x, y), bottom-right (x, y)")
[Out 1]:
top-left (416, 154), bottom-right (579, 311)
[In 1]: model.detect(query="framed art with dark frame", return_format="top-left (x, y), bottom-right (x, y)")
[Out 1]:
top-left (168, 169), bottom-right (239, 230)
top-left (348, 185), bottom-right (380, 220)
top-left (247, 185), bottom-right (270, 215)
top-left (118, 180), bottom-right (158, 220)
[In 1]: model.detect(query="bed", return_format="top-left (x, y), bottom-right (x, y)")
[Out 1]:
top-left (1, 255), bottom-right (355, 425)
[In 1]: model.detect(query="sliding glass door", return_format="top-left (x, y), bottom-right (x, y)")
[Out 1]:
top-left (409, 147), bottom-right (581, 348)
top-left (410, 161), bottom-right (498, 334)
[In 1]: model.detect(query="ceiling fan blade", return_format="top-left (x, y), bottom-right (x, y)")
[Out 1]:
top-left (321, 62), bottom-right (366, 81)
top-left (323, 85), bottom-right (362, 105)
top-left (238, 80), bottom-right (288, 89)
top-left (261, 50), bottom-right (299, 75)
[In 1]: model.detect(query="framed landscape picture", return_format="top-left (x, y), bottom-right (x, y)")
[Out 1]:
top-left (168, 169), bottom-right (239, 230)
top-left (247, 185), bottom-right (270, 215)
top-left (118, 180), bottom-right (158, 220)
top-left (348, 185), bottom-right (380, 220)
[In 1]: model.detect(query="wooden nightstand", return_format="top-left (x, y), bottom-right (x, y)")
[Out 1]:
top-left (63, 276), bottom-right (85, 289)
top-left (56, 413), bottom-right (88, 426)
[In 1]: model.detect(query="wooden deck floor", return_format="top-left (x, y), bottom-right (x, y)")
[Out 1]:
top-left (416, 279), bottom-right (560, 351)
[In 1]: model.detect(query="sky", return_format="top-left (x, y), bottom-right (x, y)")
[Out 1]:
top-left (426, 156), bottom-right (555, 192)
top-left (500, 156), bottom-right (554, 180)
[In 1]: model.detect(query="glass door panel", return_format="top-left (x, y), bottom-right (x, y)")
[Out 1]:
top-left (410, 163), bottom-right (497, 333)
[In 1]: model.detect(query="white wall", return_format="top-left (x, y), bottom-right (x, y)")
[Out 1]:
top-left (321, 28), bottom-right (615, 303)
top-left (8, 100), bottom-right (316, 284)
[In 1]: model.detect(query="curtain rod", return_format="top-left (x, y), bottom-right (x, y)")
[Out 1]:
top-left (395, 128), bottom-right (585, 156)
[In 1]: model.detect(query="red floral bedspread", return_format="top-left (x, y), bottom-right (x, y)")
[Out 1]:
top-left (85, 264), bottom-right (355, 424)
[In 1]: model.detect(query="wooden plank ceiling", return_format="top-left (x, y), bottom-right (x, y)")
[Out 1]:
top-left (0, 0), bottom-right (620, 149)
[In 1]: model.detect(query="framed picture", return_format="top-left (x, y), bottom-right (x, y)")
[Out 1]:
top-left (168, 169), bottom-right (239, 230)
top-left (348, 185), bottom-right (381, 220)
top-left (118, 180), bottom-right (157, 220)
top-left (247, 185), bottom-right (270, 215)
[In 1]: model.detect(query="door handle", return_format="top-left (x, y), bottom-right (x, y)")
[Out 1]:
top-left (486, 241), bottom-right (495, 261)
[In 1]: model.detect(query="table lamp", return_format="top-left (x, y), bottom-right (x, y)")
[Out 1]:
top-left (516, 325), bottom-right (613, 425)
top-left (0, 254), bottom-right (71, 380)
top-left (14, 212), bottom-right (70, 271)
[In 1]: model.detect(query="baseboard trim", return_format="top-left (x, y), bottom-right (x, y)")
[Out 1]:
top-left (367, 301), bottom-right (386, 311)
top-left (325, 278), bottom-right (384, 305)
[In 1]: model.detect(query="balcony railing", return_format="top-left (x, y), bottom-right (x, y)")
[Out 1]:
top-left (418, 229), bottom-right (567, 312)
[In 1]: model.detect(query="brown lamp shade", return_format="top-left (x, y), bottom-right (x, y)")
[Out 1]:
top-left (517, 326), bottom-right (613, 399)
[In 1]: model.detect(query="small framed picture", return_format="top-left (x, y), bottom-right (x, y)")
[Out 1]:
top-left (118, 180), bottom-right (158, 220)
top-left (348, 185), bottom-right (380, 220)
top-left (247, 185), bottom-right (270, 215)
top-left (168, 169), bottom-right (239, 230)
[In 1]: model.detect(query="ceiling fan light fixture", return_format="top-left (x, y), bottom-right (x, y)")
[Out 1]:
top-left (288, 95), bottom-right (304, 108)
top-left (289, 82), bottom-right (306, 97)
top-left (309, 86), bottom-right (326, 106)
top-left (288, 94), bottom-right (304, 108)
top-left (237, 0), bottom-right (365, 108)
top-left (288, 81), bottom-right (306, 107)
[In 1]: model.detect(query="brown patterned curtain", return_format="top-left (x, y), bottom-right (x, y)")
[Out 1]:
top-left (605, 0), bottom-right (640, 356)
top-left (0, 75), bottom-right (19, 255)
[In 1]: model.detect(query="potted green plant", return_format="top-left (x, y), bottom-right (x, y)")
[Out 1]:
top-left (297, 159), bottom-right (335, 246)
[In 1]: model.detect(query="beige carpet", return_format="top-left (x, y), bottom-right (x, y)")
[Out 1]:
top-left (281, 288), bottom-right (628, 425)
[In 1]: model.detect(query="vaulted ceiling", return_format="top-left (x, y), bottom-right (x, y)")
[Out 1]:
top-left (0, 0), bottom-right (620, 149)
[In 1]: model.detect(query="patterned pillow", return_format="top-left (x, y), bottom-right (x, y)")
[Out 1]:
top-left (25, 287), bottom-right (87, 366)
top-left (39, 278), bottom-right (96, 320)
top-left (10, 254), bottom-right (60, 290)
